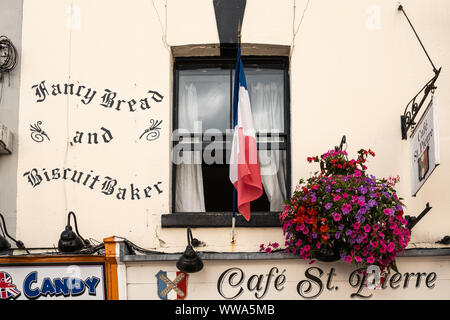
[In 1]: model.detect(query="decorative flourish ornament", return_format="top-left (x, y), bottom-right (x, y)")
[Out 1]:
top-left (30, 121), bottom-right (50, 143)
top-left (139, 119), bottom-right (162, 141)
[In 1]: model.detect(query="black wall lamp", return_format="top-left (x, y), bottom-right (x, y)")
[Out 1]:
top-left (58, 211), bottom-right (91, 253)
top-left (0, 213), bottom-right (28, 253)
top-left (176, 227), bottom-right (204, 273)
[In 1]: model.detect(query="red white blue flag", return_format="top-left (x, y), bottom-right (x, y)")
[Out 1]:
top-left (229, 44), bottom-right (263, 221)
top-left (0, 272), bottom-right (21, 299)
top-left (156, 270), bottom-right (188, 300)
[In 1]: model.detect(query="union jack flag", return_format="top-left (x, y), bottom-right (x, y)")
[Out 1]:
top-left (0, 272), bottom-right (21, 299)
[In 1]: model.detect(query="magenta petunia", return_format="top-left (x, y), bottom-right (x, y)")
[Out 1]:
top-left (383, 208), bottom-right (392, 215)
top-left (333, 212), bottom-right (342, 222)
top-left (364, 225), bottom-right (371, 233)
top-left (333, 195), bottom-right (341, 202)
top-left (367, 256), bottom-right (375, 264)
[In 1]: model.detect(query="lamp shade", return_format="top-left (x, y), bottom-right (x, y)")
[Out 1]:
top-left (0, 234), bottom-right (11, 252)
top-left (176, 244), bottom-right (203, 273)
top-left (58, 225), bottom-right (84, 253)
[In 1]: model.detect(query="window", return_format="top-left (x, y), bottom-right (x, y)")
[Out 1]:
top-left (170, 56), bottom-right (290, 223)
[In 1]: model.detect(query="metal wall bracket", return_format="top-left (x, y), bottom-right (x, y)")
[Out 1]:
top-left (400, 68), bottom-right (440, 139)
top-left (405, 202), bottom-right (432, 230)
top-left (398, 4), bottom-right (442, 140)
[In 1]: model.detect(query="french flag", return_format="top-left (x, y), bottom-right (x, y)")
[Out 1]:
top-left (229, 44), bottom-right (263, 222)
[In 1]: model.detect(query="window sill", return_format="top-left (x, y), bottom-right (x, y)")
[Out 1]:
top-left (161, 212), bottom-right (281, 228)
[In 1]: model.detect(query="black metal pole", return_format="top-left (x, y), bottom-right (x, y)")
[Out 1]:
top-left (398, 5), bottom-right (438, 73)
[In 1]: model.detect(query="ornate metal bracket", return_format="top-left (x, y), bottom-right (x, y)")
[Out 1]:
top-left (334, 135), bottom-right (346, 151)
top-left (398, 5), bottom-right (441, 140)
top-left (405, 202), bottom-right (432, 230)
top-left (400, 68), bottom-right (440, 139)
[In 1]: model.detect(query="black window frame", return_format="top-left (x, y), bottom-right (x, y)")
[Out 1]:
top-left (162, 55), bottom-right (291, 228)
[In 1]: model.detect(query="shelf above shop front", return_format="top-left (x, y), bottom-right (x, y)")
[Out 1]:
top-left (161, 211), bottom-right (281, 228)
top-left (119, 245), bottom-right (450, 263)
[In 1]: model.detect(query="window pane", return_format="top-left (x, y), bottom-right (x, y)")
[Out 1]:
top-left (233, 68), bottom-right (284, 132)
top-left (178, 68), bottom-right (230, 132)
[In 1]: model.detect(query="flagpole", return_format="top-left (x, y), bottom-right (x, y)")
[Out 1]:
top-left (231, 21), bottom-right (242, 244)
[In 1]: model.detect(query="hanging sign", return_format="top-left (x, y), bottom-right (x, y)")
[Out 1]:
top-left (410, 97), bottom-right (440, 196)
top-left (0, 263), bottom-right (106, 300)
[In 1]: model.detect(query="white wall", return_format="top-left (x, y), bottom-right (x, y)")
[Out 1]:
top-left (11, 0), bottom-right (450, 254)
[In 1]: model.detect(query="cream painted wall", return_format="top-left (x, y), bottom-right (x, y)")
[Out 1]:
top-left (13, 0), bottom-right (450, 254)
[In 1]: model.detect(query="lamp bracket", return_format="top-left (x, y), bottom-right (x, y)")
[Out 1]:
top-left (405, 202), bottom-right (432, 230)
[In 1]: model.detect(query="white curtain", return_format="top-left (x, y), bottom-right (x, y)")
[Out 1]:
top-left (248, 81), bottom-right (287, 211)
top-left (175, 83), bottom-right (205, 212)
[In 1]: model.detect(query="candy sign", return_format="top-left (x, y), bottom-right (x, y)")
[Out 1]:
top-left (0, 264), bottom-right (105, 300)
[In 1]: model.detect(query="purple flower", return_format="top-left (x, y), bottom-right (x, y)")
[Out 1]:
top-left (382, 191), bottom-right (391, 199)
top-left (312, 232), bottom-right (318, 239)
top-left (345, 229), bottom-right (352, 236)
top-left (336, 188), bottom-right (341, 193)
top-left (368, 199), bottom-right (377, 208)
top-left (338, 224), bottom-right (344, 230)
top-left (358, 207), bottom-right (368, 215)
top-left (335, 231), bottom-right (341, 239)
top-left (325, 185), bottom-right (332, 193)
top-left (325, 202), bottom-right (332, 210)
top-left (358, 186), bottom-right (368, 194)
top-left (356, 236), bottom-right (363, 243)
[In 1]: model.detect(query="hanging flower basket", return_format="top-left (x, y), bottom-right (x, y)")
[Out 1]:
top-left (261, 147), bottom-right (411, 273)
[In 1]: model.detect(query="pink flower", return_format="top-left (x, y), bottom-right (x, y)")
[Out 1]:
top-left (333, 212), bottom-right (342, 222)
top-left (304, 245), bottom-right (311, 252)
top-left (364, 225), bottom-right (371, 233)
top-left (380, 246), bottom-right (386, 253)
top-left (354, 222), bottom-right (360, 229)
top-left (384, 208), bottom-right (392, 216)
top-left (341, 203), bottom-right (352, 214)
top-left (387, 242), bottom-right (395, 253)
top-left (296, 239), bottom-right (302, 246)
top-left (355, 256), bottom-right (362, 262)
top-left (316, 242), bottom-right (321, 249)
top-left (342, 193), bottom-right (349, 198)
top-left (333, 195), bottom-right (341, 202)
top-left (371, 241), bottom-right (379, 248)
top-left (266, 247), bottom-right (272, 253)
top-left (354, 170), bottom-right (362, 177)
top-left (367, 256), bottom-right (375, 264)
top-left (346, 256), bottom-right (352, 263)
